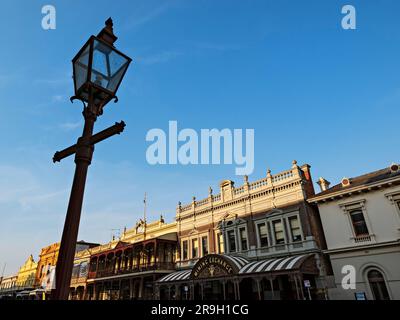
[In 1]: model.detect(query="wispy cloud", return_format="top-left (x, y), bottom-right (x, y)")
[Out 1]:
top-left (0, 73), bottom-right (19, 89)
top-left (59, 120), bottom-right (83, 131)
top-left (123, 1), bottom-right (174, 30)
top-left (34, 71), bottom-right (72, 88)
top-left (52, 95), bottom-right (64, 103)
top-left (19, 189), bottom-right (68, 211)
top-left (137, 51), bottom-right (182, 65)
top-left (195, 42), bottom-right (242, 52)
top-left (0, 166), bottom-right (37, 204)
top-left (0, 165), bottom-right (67, 211)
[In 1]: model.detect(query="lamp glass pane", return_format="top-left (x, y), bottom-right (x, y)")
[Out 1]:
top-left (73, 44), bottom-right (90, 91)
top-left (107, 62), bottom-right (128, 92)
top-left (91, 39), bottom-right (130, 94)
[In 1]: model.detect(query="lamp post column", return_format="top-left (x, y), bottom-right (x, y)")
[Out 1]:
top-left (52, 107), bottom-right (97, 300)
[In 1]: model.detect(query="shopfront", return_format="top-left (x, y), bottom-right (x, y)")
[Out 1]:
top-left (156, 253), bottom-right (320, 300)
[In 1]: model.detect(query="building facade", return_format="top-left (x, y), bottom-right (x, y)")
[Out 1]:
top-left (309, 164), bottom-right (400, 300)
top-left (16, 255), bottom-right (38, 291)
top-left (69, 249), bottom-right (91, 300)
top-left (156, 161), bottom-right (332, 300)
top-left (7, 161), bottom-right (399, 301)
top-left (35, 242), bottom-right (60, 290)
top-left (0, 274), bottom-right (18, 298)
top-left (83, 217), bottom-right (177, 300)
top-left (34, 241), bottom-right (98, 298)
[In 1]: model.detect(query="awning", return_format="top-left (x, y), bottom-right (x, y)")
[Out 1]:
top-left (158, 254), bottom-right (248, 283)
top-left (157, 254), bottom-right (314, 283)
top-left (239, 254), bottom-right (311, 274)
top-left (158, 270), bottom-right (192, 282)
top-left (222, 255), bottom-right (249, 270)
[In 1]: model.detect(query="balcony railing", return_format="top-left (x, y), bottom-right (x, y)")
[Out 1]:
top-left (353, 234), bottom-right (373, 243)
top-left (88, 262), bottom-right (176, 279)
top-left (177, 164), bottom-right (304, 216)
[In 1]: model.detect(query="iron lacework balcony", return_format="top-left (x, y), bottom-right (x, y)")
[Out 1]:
top-left (87, 239), bottom-right (178, 280)
top-left (88, 262), bottom-right (176, 279)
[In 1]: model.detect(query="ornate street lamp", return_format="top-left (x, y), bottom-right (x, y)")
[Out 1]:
top-left (72, 18), bottom-right (131, 111)
top-left (51, 18), bottom-right (132, 300)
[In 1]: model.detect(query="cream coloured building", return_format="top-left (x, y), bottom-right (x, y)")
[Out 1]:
top-left (309, 164), bottom-right (400, 300)
top-left (0, 274), bottom-right (18, 297)
top-left (69, 249), bottom-right (92, 300)
top-left (157, 161), bottom-right (332, 300)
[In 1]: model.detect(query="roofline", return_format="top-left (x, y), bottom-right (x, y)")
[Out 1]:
top-left (309, 175), bottom-right (400, 203)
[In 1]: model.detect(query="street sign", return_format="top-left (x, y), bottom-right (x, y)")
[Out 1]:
top-left (355, 292), bottom-right (367, 300)
top-left (304, 280), bottom-right (311, 288)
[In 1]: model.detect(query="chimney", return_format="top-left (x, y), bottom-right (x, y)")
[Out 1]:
top-left (317, 177), bottom-right (331, 192)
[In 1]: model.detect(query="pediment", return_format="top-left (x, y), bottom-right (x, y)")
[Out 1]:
top-left (219, 212), bottom-right (246, 227)
top-left (188, 228), bottom-right (199, 236)
top-left (222, 212), bottom-right (237, 220)
top-left (267, 208), bottom-right (284, 216)
top-left (114, 241), bottom-right (130, 250)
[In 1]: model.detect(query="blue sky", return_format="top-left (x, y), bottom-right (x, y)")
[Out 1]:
top-left (1, 0), bottom-right (400, 274)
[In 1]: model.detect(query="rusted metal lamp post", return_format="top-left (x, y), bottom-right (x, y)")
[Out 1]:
top-left (51, 18), bottom-right (132, 300)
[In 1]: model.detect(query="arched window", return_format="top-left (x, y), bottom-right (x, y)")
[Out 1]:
top-left (367, 269), bottom-right (390, 300)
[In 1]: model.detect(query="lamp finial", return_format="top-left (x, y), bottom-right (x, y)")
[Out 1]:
top-left (97, 17), bottom-right (118, 46)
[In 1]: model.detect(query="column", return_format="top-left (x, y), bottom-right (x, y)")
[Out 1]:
top-left (292, 274), bottom-right (300, 300)
top-left (298, 274), bottom-right (305, 300)
top-left (256, 278), bottom-right (262, 300)
top-left (269, 278), bottom-right (275, 300)
top-left (154, 241), bottom-right (158, 267)
top-left (118, 280), bottom-right (122, 300)
top-left (129, 278), bottom-right (133, 299)
top-left (190, 283), bottom-right (195, 300)
top-left (83, 286), bottom-right (87, 301)
top-left (93, 284), bottom-right (97, 300)
top-left (139, 277), bottom-right (144, 299)
top-left (175, 284), bottom-right (181, 300)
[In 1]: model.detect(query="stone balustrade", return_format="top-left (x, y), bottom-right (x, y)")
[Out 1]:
top-left (176, 161), bottom-right (306, 218)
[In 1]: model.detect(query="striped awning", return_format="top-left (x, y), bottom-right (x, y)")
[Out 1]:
top-left (157, 254), bottom-right (312, 283)
top-left (222, 255), bottom-right (249, 270)
top-left (239, 254), bottom-right (311, 274)
top-left (158, 269), bottom-right (192, 282)
top-left (157, 255), bottom-right (248, 283)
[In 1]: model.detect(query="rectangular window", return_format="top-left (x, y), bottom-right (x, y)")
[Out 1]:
top-left (288, 216), bottom-right (302, 242)
top-left (273, 220), bottom-right (285, 244)
top-left (350, 210), bottom-right (369, 236)
top-left (257, 223), bottom-right (269, 247)
top-left (192, 238), bottom-right (199, 258)
top-left (217, 233), bottom-right (224, 254)
top-left (182, 240), bottom-right (188, 260)
top-left (72, 265), bottom-right (80, 279)
top-left (227, 230), bottom-right (236, 252)
top-left (239, 227), bottom-right (248, 251)
top-left (201, 236), bottom-right (208, 256)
